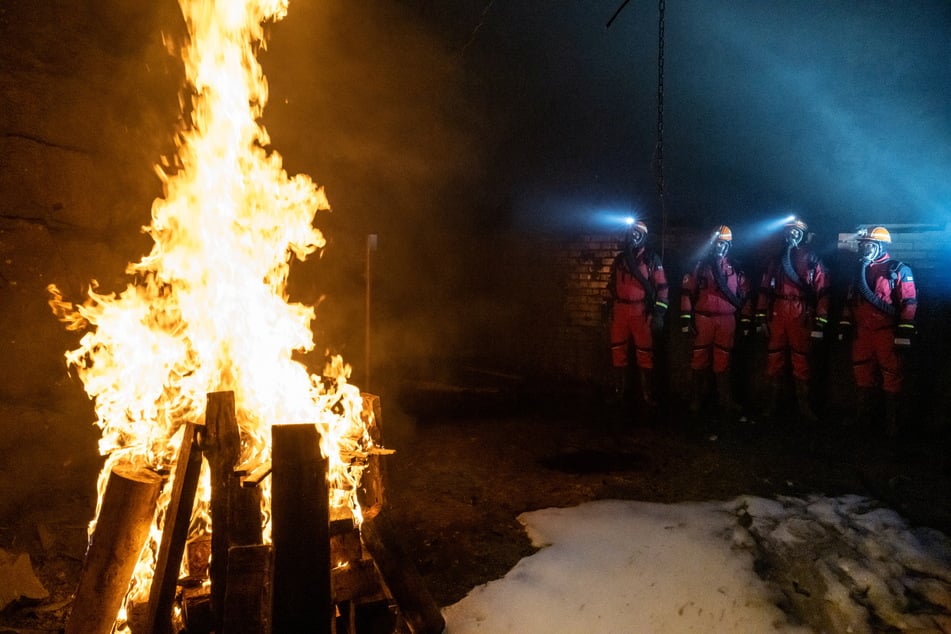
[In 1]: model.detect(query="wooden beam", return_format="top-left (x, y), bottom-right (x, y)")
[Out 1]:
top-left (361, 510), bottom-right (445, 634)
top-left (223, 544), bottom-right (273, 634)
top-left (203, 391), bottom-right (263, 631)
top-left (357, 393), bottom-right (385, 511)
top-left (181, 586), bottom-right (213, 633)
top-left (331, 558), bottom-right (385, 604)
top-left (142, 422), bottom-right (204, 634)
top-left (65, 463), bottom-right (162, 634)
top-left (271, 423), bottom-right (332, 634)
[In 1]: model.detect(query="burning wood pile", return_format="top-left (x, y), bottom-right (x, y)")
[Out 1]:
top-left (64, 391), bottom-right (443, 633)
top-left (46, 0), bottom-right (443, 631)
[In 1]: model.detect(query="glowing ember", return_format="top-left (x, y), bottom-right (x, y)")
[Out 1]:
top-left (48, 0), bottom-right (377, 628)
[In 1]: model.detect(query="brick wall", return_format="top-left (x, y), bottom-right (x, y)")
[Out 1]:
top-left (837, 225), bottom-right (951, 296)
top-left (519, 228), bottom-right (701, 384)
top-left (538, 234), bottom-right (616, 383)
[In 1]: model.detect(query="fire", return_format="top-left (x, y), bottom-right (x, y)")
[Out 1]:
top-left (48, 0), bottom-right (377, 628)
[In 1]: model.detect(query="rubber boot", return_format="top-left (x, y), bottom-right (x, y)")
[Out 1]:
top-left (854, 387), bottom-right (876, 427)
top-left (763, 378), bottom-right (782, 420)
top-left (608, 366), bottom-right (627, 404)
top-left (639, 368), bottom-right (658, 408)
top-left (795, 380), bottom-right (819, 424)
top-left (715, 371), bottom-right (741, 422)
top-left (884, 392), bottom-right (900, 439)
top-left (689, 370), bottom-right (706, 416)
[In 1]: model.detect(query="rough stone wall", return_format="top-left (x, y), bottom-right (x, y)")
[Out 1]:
top-left (0, 0), bottom-right (486, 402)
top-left (0, 1), bottom-right (185, 401)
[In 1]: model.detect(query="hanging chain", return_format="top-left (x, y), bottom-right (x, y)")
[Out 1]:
top-left (460, 0), bottom-right (496, 58)
top-left (606, 0), bottom-right (668, 255)
top-left (655, 0), bottom-right (667, 257)
top-left (655, 0), bottom-right (665, 197)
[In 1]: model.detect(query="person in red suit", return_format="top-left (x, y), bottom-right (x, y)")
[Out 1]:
top-left (679, 225), bottom-right (753, 420)
top-left (606, 220), bottom-right (669, 407)
top-left (838, 226), bottom-right (917, 437)
top-left (754, 217), bottom-right (830, 421)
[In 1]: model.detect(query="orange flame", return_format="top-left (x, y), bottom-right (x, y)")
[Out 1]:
top-left (49, 0), bottom-right (377, 628)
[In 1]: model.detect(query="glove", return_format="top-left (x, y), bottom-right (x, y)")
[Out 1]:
top-left (837, 320), bottom-right (853, 343)
top-left (811, 315), bottom-right (828, 340)
top-left (754, 312), bottom-right (768, 336)
top-left (680, 314), bottom-right (694, 335)
top-left (651, 305), bottom-right (666, 334)
top-left (738, 316), bottom-right (753, 338)
top-left (894, 322), bottom-right (916, 348)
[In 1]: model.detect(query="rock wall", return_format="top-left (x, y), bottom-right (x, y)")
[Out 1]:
top-left (0, 0), bottom-right (184, 401)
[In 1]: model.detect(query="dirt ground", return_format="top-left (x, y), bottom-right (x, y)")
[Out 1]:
top-left (386, 373), bottom-right (951, 607)
top-left (1, 368), bottom-right (949, 632)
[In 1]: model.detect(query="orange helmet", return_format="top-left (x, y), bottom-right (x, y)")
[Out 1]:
top-left (712, 225), bottom-right (732, 242)
top-left (857, 226), bottom-right (890, 263)
top-left (784, 217), bottom-right (808, 232)
top-left (859, 226), bottom-right (891, 243)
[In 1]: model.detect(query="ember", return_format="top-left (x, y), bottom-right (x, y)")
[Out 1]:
top-left (47, 0), bottom-right (440, 631)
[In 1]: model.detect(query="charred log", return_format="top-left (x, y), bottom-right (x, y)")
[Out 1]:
top-left (65, 463), bottom-right (162, 634)
top-left (361, 509), bottom-right (445, 634)
top-left (202, 390), bottom-right (263, 631)
top-left (271, 423), bottom-right (333, 634)
top-left (223, 544), bottom-right (273, 634)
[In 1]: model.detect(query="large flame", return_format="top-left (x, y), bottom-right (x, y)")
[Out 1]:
top-left (48, 0), bottom-right (376, 627)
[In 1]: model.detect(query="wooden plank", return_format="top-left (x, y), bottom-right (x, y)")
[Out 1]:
top-left (331, 558), bottom-right (385, 604)
top-left (142, 422), bottom-right (204, 634)
top-left (357, 393), bottom-right (385, 511)
top-left (239, 460), bottom-right (272, 488)
top-left (186, 535), bottom-right (211, 581)
top-left (181, 586), bottom-right (213, 633)
top-left (223, 544), bottom-right (273, 634)
top-left (65, 463), bottom-right (162, 634)
top-left (271, 423), bottom-right (332, 634)
top-left (204, 391), bottom-right (263, 631)
top-left (360, 510), bottom-right (445, 634)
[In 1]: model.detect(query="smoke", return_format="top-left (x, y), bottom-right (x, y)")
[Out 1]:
top-left (257, 1), bottom-right (490, 377)
top-left (411, 1), bottom-right (951, 235)
top-left (7, 0), bottom-right (948, 394)
top-left (258, 0), bottom-right (951, 379)
top-left (665, 0), bottom-right (951, 228)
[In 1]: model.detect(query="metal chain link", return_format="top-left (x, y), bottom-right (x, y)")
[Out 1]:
top-left (606, 0), bottom-right (668, 255)
top-left (655, 0), bottom-right (665, 196)
top-left (655, 0), bottom-right (667, 256)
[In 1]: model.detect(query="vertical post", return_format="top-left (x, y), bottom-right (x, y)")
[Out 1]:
top-left (65, 463), bottom-right (163, 634)
top-left (357, 393), bottom-right (385, 513)
top-left (365, 233), bottom-right (378, 390)
top-left (271, 423), bottom-right (332, 634)
top-left (204, 391), bottom-right (263, 632)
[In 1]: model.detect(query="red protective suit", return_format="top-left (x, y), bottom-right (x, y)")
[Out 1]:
top-left (841, 253), bottom-right (917, 393)
top-left (756, 245), bottom-right (830, 381)
top-left (608, 246), bottom-right (669, 369)
top-left (681, 255), bottom-right (752, 373)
